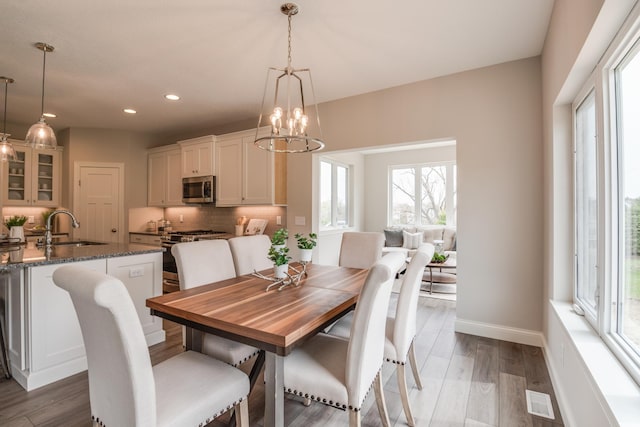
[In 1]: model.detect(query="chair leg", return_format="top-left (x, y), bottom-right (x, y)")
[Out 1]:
top-left (408, 340), bottom-right (423, 390)
top-left (234, 399), bottom-right (249, 427)
top-left (373, 371), bottom-right (390, 427)
top-left (397, 364), bottom-right (416, 426)
top-left (349, 410), bottom-right (361, 427)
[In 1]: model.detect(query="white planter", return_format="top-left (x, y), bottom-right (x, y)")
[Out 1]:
top-left (273, 264), bottom-right (289, 279)
top-left (299, 249), bottom-right (313, 262)
top-left (9, 225), bottom-right (25, 242)
top-left (272, 244), bottom-right (286, 251)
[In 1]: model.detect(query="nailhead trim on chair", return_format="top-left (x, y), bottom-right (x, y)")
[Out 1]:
top-left (231, 349), bottom-right (261, 367)
top-left (384, 357), bottom-right (405, 365)
top-left (91, 396), bottom-right (246, 427)
top-left (285, 368), bottom-right (381, 413)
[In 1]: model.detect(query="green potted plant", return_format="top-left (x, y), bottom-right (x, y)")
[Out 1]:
top-left (271, 228), bottom-right (288, 248)
top-left (5, 215), bottom-right (27, 242)
top-left (268, 245), bottom-right (292, 278)
top-left (294, 232), bottom-right (317, 262)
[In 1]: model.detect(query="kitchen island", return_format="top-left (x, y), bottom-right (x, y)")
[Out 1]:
top-left (0, 241), bottom-right (164, 391)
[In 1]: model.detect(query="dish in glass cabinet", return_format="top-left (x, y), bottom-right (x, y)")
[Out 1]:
top-left (9, 191), bottom-right (21, 199)
top-left (38, 191), bottom-right (51, 201)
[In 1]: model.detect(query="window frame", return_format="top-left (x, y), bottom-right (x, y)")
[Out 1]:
top-left (319, 158), bottom-right (352, 230)
top-left (387, 161), bottom-right (456, 227)
top-left (572, 6), bottom-right (640, 385)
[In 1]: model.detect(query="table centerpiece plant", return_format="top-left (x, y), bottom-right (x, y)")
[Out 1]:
top-left (294, 232), bottom-right (317, 262)
top-left (268, 245), bottom-right (292, 278)
top-left (271, 228), bottom-right (288, 249)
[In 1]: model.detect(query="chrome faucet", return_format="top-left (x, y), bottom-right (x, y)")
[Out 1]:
top-left (45, 209), bottom-right (80, 246)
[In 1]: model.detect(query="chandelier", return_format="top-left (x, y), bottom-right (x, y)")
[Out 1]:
top-left (254, 3), bottom-right (324, 153)
top-left (0, 76), bottom-right (17, 162)
top-left (25, 42), bottom-right (57, 150)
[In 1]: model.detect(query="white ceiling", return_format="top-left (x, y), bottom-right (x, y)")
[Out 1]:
top-left (0, 1), bottom-right (554, 138)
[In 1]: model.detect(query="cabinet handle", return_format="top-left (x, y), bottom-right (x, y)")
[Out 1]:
top-left (111, 228), bottom-right (117, 233)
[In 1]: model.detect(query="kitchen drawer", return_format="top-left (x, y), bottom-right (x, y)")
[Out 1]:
top-left (129, 233), bottom-right (162, 246)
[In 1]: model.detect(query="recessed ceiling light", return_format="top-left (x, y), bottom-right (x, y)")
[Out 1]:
top-left (43, 112), bottom-right (56, 118)
top-left (123, 108), bottom-right (137, 114)
top-left (165, 94), bottom-right (180, 101)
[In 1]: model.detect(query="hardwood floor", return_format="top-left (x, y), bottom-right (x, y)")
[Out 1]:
top-left (0, 296), bottom-right (563, 426)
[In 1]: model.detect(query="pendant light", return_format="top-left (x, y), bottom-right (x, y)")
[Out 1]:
top-left (25, 42), bottom-right (57, 150)
top-left (0, 76), bottom-right (17, 162)
top-left (254, 3), bottom-right (324, 153)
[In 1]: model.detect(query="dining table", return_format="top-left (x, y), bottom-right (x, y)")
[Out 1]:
top-left (146, 263), bottom-right (368, 427)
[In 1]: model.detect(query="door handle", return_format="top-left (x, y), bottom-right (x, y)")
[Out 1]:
top-left (111, 228), bottom-right (117, 233)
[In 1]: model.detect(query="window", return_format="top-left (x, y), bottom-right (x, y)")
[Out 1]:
top-left (320, 159), bottom-right (350, 229)
top-left (614, 40), bottom-right (640, 360)
top-left (573, 14), bottom-right (640, 382)
top-left (574, 89), bottom-right (598, 320)
top-left (389, 162), bottom-right (456, 226)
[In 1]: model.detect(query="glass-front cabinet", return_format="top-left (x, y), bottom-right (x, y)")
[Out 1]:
top-left (2, 141), bottom-right (61, 207)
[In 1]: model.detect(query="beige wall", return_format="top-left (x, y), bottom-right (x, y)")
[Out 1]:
top-left (289, 56), bottom-right (544, 334)
top-left (58, 128), bottom-right (158, 236)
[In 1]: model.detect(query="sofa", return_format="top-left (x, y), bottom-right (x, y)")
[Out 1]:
top-left (382, 225), bottom-right (456, 260)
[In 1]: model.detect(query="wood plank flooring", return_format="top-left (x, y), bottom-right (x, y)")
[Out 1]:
top-left (0, 296), bottom-right (564, 426)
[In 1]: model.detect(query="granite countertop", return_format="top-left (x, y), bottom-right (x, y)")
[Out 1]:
top-left (0, 240), bottom-right (164, 270)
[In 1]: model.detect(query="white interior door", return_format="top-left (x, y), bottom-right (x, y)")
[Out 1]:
top-left (74, 163), bottom-right (124, 243)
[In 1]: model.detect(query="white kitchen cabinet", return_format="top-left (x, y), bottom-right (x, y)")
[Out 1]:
top-left (2, 140), bottom-right (62, 207)
top-left (215, 128), bottom-right (287, 206)
top-left (106, 253), bottom-right (163, 343)
top-left (148, 144), bottom-right (183, 206)
top-left (9, 252), bottom-right (164, 391)
top-left (178, 135), bottom-right (215, 177)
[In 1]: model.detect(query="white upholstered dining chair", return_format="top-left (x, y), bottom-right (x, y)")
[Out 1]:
top-left (283, 252), bottom-right (404, 427)
top-left (338, 231), bottom-right (385, 269)
top-left (171, 240), bottom-right (260, 366)
top-left (327, 244), bottom-right (433, 426)
top-left (228, 235), bottom-right (272, 275)
top-left (52, 265), bottom-right (249, 427)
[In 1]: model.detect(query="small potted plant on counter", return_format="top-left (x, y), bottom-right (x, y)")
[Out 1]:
top-left (5, 215), bottom-right (27, 242)
top-left (268, 245), bottom-right (292, 279)
top-left (271, 228), bottom-right (288, 249)
top-left (294, 232), bottom-right (317, 262)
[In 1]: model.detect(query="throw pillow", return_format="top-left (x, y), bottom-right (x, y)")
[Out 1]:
top-left (402, 231), bottom-right (422, 249)
top-left (384, 229), bottom-right (403, 247)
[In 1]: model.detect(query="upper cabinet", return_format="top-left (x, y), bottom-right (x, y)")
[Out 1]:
top-left (215, 128), bottom-right (286, 206)
top-left (147, 144), bottom-right (184, 207)
top-left (177, 135), bottom-right (215, 178)
top-left (2, 141), bottom-right (62, 207)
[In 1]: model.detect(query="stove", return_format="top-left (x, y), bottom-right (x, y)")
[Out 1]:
top-left (161, 229), bottom-right (229, 293)
top-left (162, 229), bottom-right (228, 243)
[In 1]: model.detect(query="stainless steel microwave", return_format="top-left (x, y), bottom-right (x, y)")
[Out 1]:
top-left (182, 175), bottom-right (215, 203)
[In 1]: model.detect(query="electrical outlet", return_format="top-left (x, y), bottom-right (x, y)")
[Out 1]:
top-left (179, 214), bottom-right (184, 223)
top-left (276, 216), bottom-right (282, 225)
top-left (28, 216), bottom-right (35, 224)
top-left (129, 267), bottom-right (144, 278)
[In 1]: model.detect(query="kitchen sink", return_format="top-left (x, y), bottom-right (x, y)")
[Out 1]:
top-left (49, 240), bottom-right (107, 247)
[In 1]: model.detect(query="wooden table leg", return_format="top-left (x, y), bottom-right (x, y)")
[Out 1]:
top-left (264, 352), bottom-right (285, 427)
top-left (429, 267), bottom-right (434, 294)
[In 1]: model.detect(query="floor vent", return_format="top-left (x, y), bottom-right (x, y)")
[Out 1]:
top-left (525, 389), bottom-right (555, 419)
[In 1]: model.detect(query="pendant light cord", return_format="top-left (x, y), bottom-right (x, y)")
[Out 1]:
top-left (40, 47), bottom-right (47, 116)
top-left (2, 80), bottom-right (7, 135)
top-left (287, 13), bottom-right (292, 70)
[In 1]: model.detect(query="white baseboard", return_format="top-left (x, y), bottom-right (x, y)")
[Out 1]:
top-left (454, 318), bottom-right (543, 347)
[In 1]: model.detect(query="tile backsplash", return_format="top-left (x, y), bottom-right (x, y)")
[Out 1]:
top-left (133, 205), bottom-right (286, 237)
